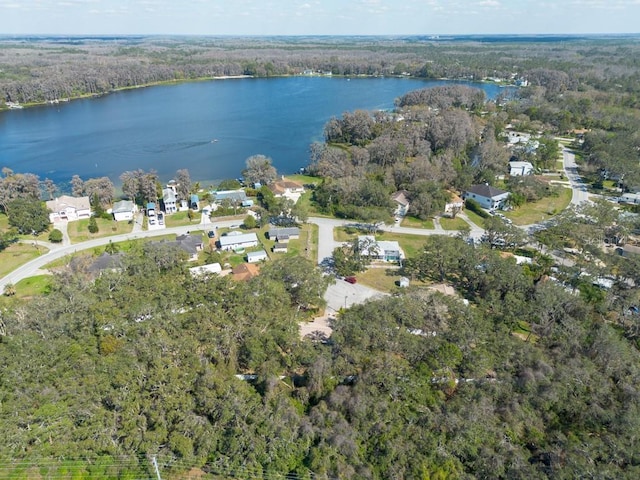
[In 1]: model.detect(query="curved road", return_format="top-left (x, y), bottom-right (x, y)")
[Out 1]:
top-left (0, 218), bottom-right (242, 294)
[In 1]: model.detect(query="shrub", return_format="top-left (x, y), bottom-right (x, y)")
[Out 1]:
top-left (48, 229), bottom-right (63, 243)
top-left (464, 198), bottom-right (490, 218)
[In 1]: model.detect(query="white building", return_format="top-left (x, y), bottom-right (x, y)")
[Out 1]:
top-left (509, 161), bottom-right (534, 176)
top-left (358, 235), bottom-right (404, 263)
top-left (162, 188), bottom-right (177, 214)
top-left (111, 200), bottom-right (136, 222)
top-left (246, 250), bottom-right (268, 263)
top-left (463, 184), bottom-right (510, 210)
top-left (218, 232), bottom-right (259, 251)
top-left (46, 195), bottom-right (91, 222)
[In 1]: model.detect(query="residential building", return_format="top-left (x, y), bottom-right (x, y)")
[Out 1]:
top-left (268, 178), bottom-right (305, 202)
top-left (147, 202), bottom-right (156, 216)
top-left (189, 263), bottom-right (223, 276)
top-left (444, 192), bottom-right (464, 216)
top-left (212, 189), bottom-right (248, 205)
top-left (162, 188), bottom-right (177, 214)
top-left (358, 235), bottom-right (404, 263)
top-left (231, 263), bottom-right (260, 281)
top-left (268, 227), bottom-right (300, 242)
top-left (111, 200), bottom-right (136, 222)
top-left (272, 243), bottom-right (288, 253)
top-left (218, 232), bottom-right (259, 251)
top-left (391, 190), bottom-right (411, 217)
top-left (247, 250), bottom-right (268, 263)
top-left (509, 161), bottom-right (534, 176)
top-left (463, 184), bottom-right (510, 210)
top-left (46, 195), bottom-right (91, 222)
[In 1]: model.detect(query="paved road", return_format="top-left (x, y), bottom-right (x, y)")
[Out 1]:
top-left (311, 215), bottom-right (484, 266)
top-left (562, 147), bottom-right (592, 206)
top-left (0, 217), bottom-right (243, 294)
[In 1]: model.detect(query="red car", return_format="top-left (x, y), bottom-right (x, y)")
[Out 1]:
top-left (345, 276), bottom-right (357, 284)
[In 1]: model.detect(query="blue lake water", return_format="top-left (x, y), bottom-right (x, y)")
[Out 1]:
top-left (0, 76), bottom-right (509, 188)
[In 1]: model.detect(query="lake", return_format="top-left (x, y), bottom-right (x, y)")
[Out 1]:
top-left (0, 76), bottom-right (510, 188)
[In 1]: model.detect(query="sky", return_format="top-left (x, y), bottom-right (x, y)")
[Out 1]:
top-left (0, 0), bottom-right (639, 36)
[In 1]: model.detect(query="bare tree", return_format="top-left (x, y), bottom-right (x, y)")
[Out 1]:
top-left (174, 169), bottom-right (192, 200)
top-left (70, 175), bottom-right (84, 197)
top-left (242, 155), bottom-right (277, 186)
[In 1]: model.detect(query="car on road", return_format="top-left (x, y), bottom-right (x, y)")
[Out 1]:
top-left (345, 276), bottom-right (357, 284)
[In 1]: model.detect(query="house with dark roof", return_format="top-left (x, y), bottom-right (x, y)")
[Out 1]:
top-left (87, 252), bottom-right (125, 275)
top-left (463, 184), bottom-right (510, 210)
top-left (268, 227), bottom-right (300, 242)
top-left (391, 190), bottom-right (411, 217)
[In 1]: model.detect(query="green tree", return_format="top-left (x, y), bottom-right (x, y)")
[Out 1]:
top-left (7, 198), bottom-right (50, 234)
top-left (243, 215), bottom-right (257, 229)
top-left (88, 216), bottom-right (99, 234)
top-left (48, 229), bottom-right (63, 243)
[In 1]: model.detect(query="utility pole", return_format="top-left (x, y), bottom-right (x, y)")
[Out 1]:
top-left (151, 455), bottom-right (162, 480)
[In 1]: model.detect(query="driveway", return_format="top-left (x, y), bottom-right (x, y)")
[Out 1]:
top-left (562, 147), bottom-right (592, 205)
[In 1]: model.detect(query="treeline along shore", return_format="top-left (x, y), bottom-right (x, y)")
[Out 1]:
top-left (2, 34), bottom-right (640, 108)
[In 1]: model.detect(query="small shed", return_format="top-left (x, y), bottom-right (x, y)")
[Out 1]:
top-left (273, 243), bottom-right (288, 253)
top-left (247, 250), bottom-right (268, 263)
top-left (399, 277), bottom-right (410, 288)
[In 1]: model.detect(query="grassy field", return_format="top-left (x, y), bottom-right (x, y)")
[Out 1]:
top-left (439, 216), bottom-right (468, 231)
top-left (400, 216), bottom-right (435, 229)
top-left (67, 217), bottom-right (133, 243)
top-left (164, 211), bottom-right (203, 228)
top-left (334, 227), bottom-right (428, 259)
top-left (506, 187), bottom-right (572, 226)
top-left (357, 267), bottom-right (404, 292)
top-left (0, 243), bottom-right (49, 279)
top-left (12, 274), bottom-right (53, 297)
top-left (286, 174), bottom-right (323, 186)
top-left (463, 210), bottom-right (487, 229)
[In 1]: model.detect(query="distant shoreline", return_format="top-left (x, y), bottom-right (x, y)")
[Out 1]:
top-left (0, 74), bottom-right (517, 112)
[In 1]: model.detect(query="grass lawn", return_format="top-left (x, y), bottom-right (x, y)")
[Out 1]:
top-left (12, 274), bottom-right (53, 297)
top-left (358, 267), bottom-right (403, 293)
top-left (506, 187), bottom-right (572, 226)
top-left (67, 217), bottom-right (132, 243)
top-left (0, 242), bottom-right (50, 279)
top-left (439, 216), bottom-right (468, 231)
top-left (164, 211), bottom-right (203, 228)
top-left (286, 174), bottom-right (323, 186)
top-left (334, 227), bottom-right (428, 258)
top-left (400, 216), bottom-right (435, 229)
top-left (464, 210), bottom-right (487, 229)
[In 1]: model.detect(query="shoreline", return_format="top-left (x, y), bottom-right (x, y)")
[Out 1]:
top-left (0, 74), bottom-right (518, 112)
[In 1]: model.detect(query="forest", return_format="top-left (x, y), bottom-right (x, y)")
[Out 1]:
top-left (1, 35), bottom-right (640, 478)
top-left (1, 235), bottom-right (640, 479)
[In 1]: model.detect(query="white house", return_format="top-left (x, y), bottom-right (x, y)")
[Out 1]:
top-left (463, 184), bottom-right (510, 210)
top-left (219, 232), bottom-right (259, 251)
top-left (162, 188), bottom-right (177, 214)
top-left (46, 195), bottom-right (91, 222)
top-left (189, 263), bottom-right (223, 276)
top-left (509, 161), bottom-right (534, 176)
top-left (358, 235), bottom-right (404, 263)
top-left (391, 190), bottom-right (410, 217)
top-left (246, 250), bottom-right (268, 263)
top-left (268, 178), bottom-right (305, 202)
top-left (444, 192), bottom-right (464, 216)
top-left (112, 200), bottom-right (136, 222)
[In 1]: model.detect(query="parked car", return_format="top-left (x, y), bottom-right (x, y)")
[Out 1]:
top-left (207, 230), bottom-right (216, 238)
top-left (345, 276), bottom-right (357, 284)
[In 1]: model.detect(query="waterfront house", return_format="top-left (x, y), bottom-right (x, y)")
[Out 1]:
top-left (112, 200), bottom-right (136, 222)
top-left (463, 184), bottom-right (510, 210)
top-left (46, 195), bottom-right (91, 222)
top-left (268, 178), bottom-right (305, 202)
top-left (162, 188), bottom-right (177, 214)
top-left (190, 194), bottom-right (200, 210)
top-left (218, 232), bottom-right (259, 251)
